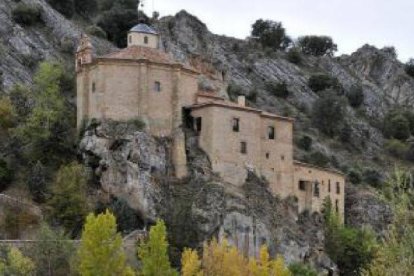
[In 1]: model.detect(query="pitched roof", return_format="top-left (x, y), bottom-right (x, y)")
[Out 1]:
top-left (101, 46), bottom-right (177, 65)
top-left (129, 23), bottom-right (158, 35)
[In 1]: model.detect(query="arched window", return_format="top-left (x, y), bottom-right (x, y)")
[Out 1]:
top-left (144, 36), bottom-right (149, 44)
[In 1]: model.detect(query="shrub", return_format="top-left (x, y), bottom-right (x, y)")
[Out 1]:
top-left (383, 111), bottom-right (411, 141)
top-left (289, 263), bottom-right (318, 276)
top-left (339, 123), bottom-right (352, 143)
top-left (363, 168), bottom-right (383, 188)
top-left (0, 97), bottom-right (16, 130)
top-left (306, 151), bottom-right (330, 167)
top-left (298, 35), bottom-right (337, 56)
top-left (27, 161), bottom-right (48, 203)
top-left (286, 47), bottom-right (302, 64)
top-left (251, 19), bottom-right (291, 50)
top-left (227, 83), bottom-right (244, 101)
top-left (385, 139), bottom-right (409, 159)
top-left (405, 58), bottom-right (414, 78)
top-left (86, 25), bottom-right (107, 39)
top-left (312, 91), bottom-right (347, 137)
top-left (74, 0), bottom-right (97, 18)
top-left (266, 81), bottom-right (289, 98)
top-left (246, 88), bottom-right (258, 102)
top-left (12, 3), bottom-right (42, 26)
top-left (346, 85), bottom-right (364, 108)
top-left (308, 74), bottom-right (341, 93)
top-left (298, 135), bottom-right (313, 151)
top-left (348, 169), bottom-right (362, 185)
top-left (0, 159), bottom-right (13, 192)
top-left (47, 0), bottom-right (75, 18)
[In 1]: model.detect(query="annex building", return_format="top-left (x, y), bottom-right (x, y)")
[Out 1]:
top-left (76, 22), bottom-right (345, 217)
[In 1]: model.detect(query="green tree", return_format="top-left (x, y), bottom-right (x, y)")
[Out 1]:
top-left (47, 0), bottom-right (75, 18)
top-left (308, 74), bottom-right (341, 93)
top-left (383, 111), bottom-right (411, 141)
top-left (298, 35), bottom-right (337, 56)
top-left (29, 223), bottom-right (75, 276)
top-left (405, 58), bottom-right (414, 78)
top-left (0, 159), bottom-right (13, 192)
top-left (78, 210), bottom-right (134, 276)
top-left (251, 19), bottom-right (291, 50)
top-left (12, 3), bottom-right (42, 26)
top-left (266, 81), bottom-right (289, 98)
top-left (138, 219), bottom-right (177, 276)
top-left (27, 161), bottom-right (48, 203)
top-left (312, 91), bottom-right (347, 137)
top-left (289, 263), bottom-right (318, 276)
top-left (0, 97), bottom-right (15, 130)
top-left (74, 0), bottom-right (97, 18)
top-left (0, 247), bottom-right (36, 276)
top-left (48, 162), bottom-right (89, 234)
top-left (346, 85), bottom-right (364, 108)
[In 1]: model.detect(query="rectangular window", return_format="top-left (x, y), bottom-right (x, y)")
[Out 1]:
top-left (129, 35), bottom-right (132, 44)
top-left (144, 36), bottom-right (149, 44)
top-left (328, 180), bottom-right (331, 192)
top-left (154, 81), bottom-right (161, 92)
top-left (335, 200), bottom-right (339, 213)
top-left (314, 182), bottom-right (320, 197)
top-left (265, 152), bottom-right (270, 159)
top-left (92, 82), bottom-right (96, 93)
top-left (336, 182), bottom-right (341, 194)
top-left (268, 126), bottom-right (275, 140)
top-left (240, 141), bottom-right (247, 154)
top-left (233, 118), bottom-right (240, 132)
top-left (195, 117), bottom-right (202, 132)
top-left (299, 181), bottom-right (306, 191)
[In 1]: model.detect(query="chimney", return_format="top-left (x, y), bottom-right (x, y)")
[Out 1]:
top-left (238, 96), bottom-right (246, 107)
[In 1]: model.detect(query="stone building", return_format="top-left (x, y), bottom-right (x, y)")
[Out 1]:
top-left (76, 23), bottom-right (345, 217)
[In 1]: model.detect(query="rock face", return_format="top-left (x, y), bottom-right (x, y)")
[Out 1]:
top-left (79, 120), bottom-right (336, 272)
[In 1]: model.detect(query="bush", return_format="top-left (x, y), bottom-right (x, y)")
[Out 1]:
top-left (246, 88), bottom-right (258, 102)
top-left (298, 135), bottom-right (313, 151)
top-left (308, 74), bottom-right (341, 93)
top-left (227, 83), bottom-right (244, 101)
top-left (289, 263), bottom-right (318, 276)
top-left (27, 161), bottom-right (48, 203)
top-left (12, 3), bottom-right (42, 26)
top-left (405, 58), bottom-right (414, 78)
top-left (346, 85), bottom-right (364, 108)
top-left (312, 91), bottom-right (347, 137)
top-left (383, 111), bottom-right (411, 141)
top-left (86, 25), bottom-right (107, 39)
top-left (266, 81), bottom-right (289, 98)
top-left (348, 169), bottom-right (362, 184)
top-left (251, 19), bottom-right (291, 50)
top-left (363, 168), bottom-right (383, 188)
top-left (286, 47), bottom-right (302, 64)
top-left (0, 159), bottom-right (13, 192)
top-left (305, 151), bottom-right (330, 167)
top-left (339, 123), bottom-right (352, 143)
top-left (298, 35), bottom-right (337, 56)
top-left (47, 0), bottom-right (75, 18)
top-left (0, 97), bottom-right (16, 130)
top-left (385, 139), bottom-right (409, 159)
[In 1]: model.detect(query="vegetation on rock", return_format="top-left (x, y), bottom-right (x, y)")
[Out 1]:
top-left (298, 35), bottom-right (337, 56)
top-left (251, 19), bottom-right (291, 50)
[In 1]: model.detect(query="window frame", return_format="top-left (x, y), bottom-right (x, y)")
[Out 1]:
top-left (336, 182), bottom-right (341, 194)
top-left (144, 36), bottom-right (149, 44)
top-left (232, 118), bottom-right (240, 132)
top-left (299, 181), bottom-right (306, 191)
top-left (154, 81), bottom-right (161, 92)
top-left (268, 126), bottom-right (275, 140)
top-left (240, 141), bottom-right (247, 154)
top-left (314, 182), bottom-right (320, 197)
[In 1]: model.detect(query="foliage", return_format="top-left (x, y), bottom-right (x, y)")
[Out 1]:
top-left (404, 58), bottom-right (414, 78)
top-left (362, 168), bottom-right (383, 188)
top-left (0, 97), bottom-right (16, 130)
top-left (138, 219), bottom-right (177, 276)
top-left (383, 111), bottom-right (411, 141)
top-left (323, 198), bottom-right (377, 276)
top-left (78, 210), bottom-right (134, 276)
top-left (12, 62), bottom-right (75, 163)
top-left (227, 83), bottom-right (244, 101)
top-left (339, 123), bottom-right (352, 143)
top-left (86, 25), bottom-right (107, 39)
top-left (308, 74), bottom-right (341, 93)
top-left (346, 85), bottom-right (364, 108)
top-left (385, 139), bottom-right (409, 159)
top-left (298, 35), bottom-right (337, 56)
top-left (29, 223), bottom-right (75, 276)
top-left (251, 19), bottom-right (291, 50)
top-left (74, 0), bottom-right (98, 18)
top-left (8, 84), bottom-right (31, 119)
top-left (181, 248), bottom-right (202, 276)
top-left (48, 162), bottom-right (89, 235)
top-left (266, 81), bottom-right (289, 98)
top-left (286, 48), bottom-right (302, 64)
top-left (297, 135), bottom-right (313, 151)
top-left (12, 3), bottom-right (42, 26)
top-left (363, 169), bottom-right (414, 275)
top-left (47, 0), bottom-right (75, 18)
top-left (246, 88), bottom-right (258, 102)
top-left (0, 247), bottom-right (36, 276)
top-left (0, 159), bottom-right (13, 192)
top-left (288, 262), bottom-right (318, 276)
top-left (347, 169), bottom-right (362, 185)
top-left (305, 151), bottom-right (330, 167)
top-left (28, 161), bottom-right (48, 203)
top-left (312, 91), bottom-right (347, 137)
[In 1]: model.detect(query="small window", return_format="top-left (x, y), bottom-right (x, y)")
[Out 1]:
top-left (195, 117), bottom-right (202, 132)
top-left (233, 118), bottom-right (240, 132)
top-left (265, 152), bottom-right (270, 159)
top-left (314, 182), bottom-right (320, 197)
top-left (281, 155), bottom-right (285, 161)
top-left (268, 126), bottom-right (275, 140)
top-left (240, 141), bottom-right (247, 154)
top-left (144, 36), bottom-right (149, 44)
top-left (328, 180), bottom-right (331, 192)
top-left (129, 35), bottom-right (132, 44)
top-left (335, 200), bottom-right (339, 213)
top-left (336, 182), bottom-right (341, 194)
top-left (154, 81), bottom-right (161, 92)
top-left (299, 181), bottom-right (306, 191)
top-left (92, 82), bottom-right (96, 93)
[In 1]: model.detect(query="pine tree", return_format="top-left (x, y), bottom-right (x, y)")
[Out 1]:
top-left (181, 248), bottom-right (202, 276)
top-left (137, 219), bottom-right (177, 276)
top-left (77, 210), bottom-right (134, 276)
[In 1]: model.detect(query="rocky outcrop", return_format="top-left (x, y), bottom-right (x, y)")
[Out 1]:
top-left (79, 120), bottom-right (336, 272)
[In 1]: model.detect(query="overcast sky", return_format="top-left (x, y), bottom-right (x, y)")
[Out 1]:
top-left (142, 0), bottom-right (414, 62)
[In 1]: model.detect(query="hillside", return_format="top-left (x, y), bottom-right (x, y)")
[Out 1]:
top-left (0, 1), bottom-right (413, 275)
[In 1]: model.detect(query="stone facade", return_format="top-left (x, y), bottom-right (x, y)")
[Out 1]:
top-left (76, 23), bottom-right (345, 217)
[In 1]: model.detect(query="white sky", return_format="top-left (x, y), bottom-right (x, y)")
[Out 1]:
top-left (142, 0), bottom-right (414, 62)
